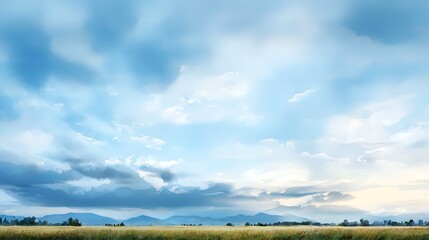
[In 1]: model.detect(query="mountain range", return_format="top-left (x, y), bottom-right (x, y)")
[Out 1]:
top-left (1, 212), bottom-right (428, 226)
top-left (24, 212), bottom-right (309, 226)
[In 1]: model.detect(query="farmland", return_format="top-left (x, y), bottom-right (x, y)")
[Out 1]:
top-left (0, 226), bottom-right (428, 240)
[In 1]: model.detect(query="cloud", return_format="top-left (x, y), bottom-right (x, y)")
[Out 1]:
top-left (0, 150), bottom-right (239, 209)
top-left (7, 183), bottom-right (235, 209)
top-left (0, 94), bottom-right (19, 120)
top-left (308, 191), bottom-right (353, 204)
top-left (85, 0), bottom-right (139, 50)
top-left (72, 165), bottom-right (140, 183)
top-left (139, 165), bottom-right (176, 183)
top-left (0, 151), bottom-right (77, 187)
top-left (130, 135), bottom-right (166, 150)
top-left (0, 21), bottom-right (93, 90)
top-left (343, 0), bottom-right (429, 44)
top-left (280, 186), bottom-right (323, 198)
top-left (0, 0), bottom-right (429, 218)
top-left (288, 90), bottom-right (316, 103)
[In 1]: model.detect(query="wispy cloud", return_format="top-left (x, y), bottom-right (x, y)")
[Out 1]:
top-left (130, 136), bottom-right (166, 150)
top-left (288, 90), bottom-right (316, 103)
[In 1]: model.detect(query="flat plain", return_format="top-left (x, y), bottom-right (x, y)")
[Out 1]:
top-left (0, 226), bottom-right (428, 240)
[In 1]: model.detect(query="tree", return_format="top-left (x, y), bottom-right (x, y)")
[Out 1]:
top-left (244, 222), bottom-right (251, 227)
top-left (405, 219), bottom-right (415, 226)
top-left (226, 223), bottom-right (234, 226)
top-left (360, 219), bottom-right (370, 226)
top-left (120, 222), bottom-right (125, 226)
top-left (20, 216), bottom-right (36, 226)
top-left (0, 218), bottom-right (2, 225)
top-left (62, 217), bottom-right (82, 226)
top-left (339, 219), bottom-right (349, 226)
top-left (71, 218), bottom-right (82, 226)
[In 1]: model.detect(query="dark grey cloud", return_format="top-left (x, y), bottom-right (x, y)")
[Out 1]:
top-left (0, 0), bottom-right (182, 90)
top-left (0, 149), bottom-right (237, 209)
top-left (0, 0), bottom-right (298, 92)
top-left (159, 171), bottom-right (175, 183)
top-left (126, 41), bottom-right (185, 88)
top-left (99, 1), bottom-right (211, 88)
top-left (0, 151), bottom-right (147, 187)
top-left (259, 186), bottom-right (355, 207)
top-left (85, 0), bottom-right (139, 51)
top-left (266, 186), bottom-right (322, 198)
top-left (62, 158), bottom-right (150, 185)
top-left (140, 165), bottom-right (176, 183)
top-left (0, 21), bottom-right (93, 90)
top-left (0, 151), bottom-right (77, 187)
top-left (73, 165), bottom-right (140, 183)
top-left (6, 183), bottom-right (234, 209)
top-left (344, 0), bottom-right (429, 44)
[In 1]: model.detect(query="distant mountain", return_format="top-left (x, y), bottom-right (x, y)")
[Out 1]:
top-left (365, 213), bottom-right (429, 223)
top-left (267, 205), bottom-right (365, 223)
top-left (157, 213), bottom-right (310, 226)
top-left (161, 215), bottom-right (221, 225)
top-left (220, 213), bottom-right (310, 225)
top-left (2, 211), bottom-right (428, 226)
top-left (28, 210), bottom-right (428, 226)
top-left (39, 213), bottom-right (119, 226)
top-left (266, 205), bottom-right (429, 223)
top-left (34, 212), bottom-right (312, 226)
top-left (124, 215), bottom-right (160, 226)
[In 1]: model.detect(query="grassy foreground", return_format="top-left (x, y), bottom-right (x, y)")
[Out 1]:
top-left (0, 226), bottom-right (428, 240)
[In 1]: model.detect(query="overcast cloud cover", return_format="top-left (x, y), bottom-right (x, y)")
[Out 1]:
top-left (1, 0), bottom-right (429, 221)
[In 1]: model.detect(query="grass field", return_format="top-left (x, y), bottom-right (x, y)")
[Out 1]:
top-left (0, 226), bottom-right (429, 240)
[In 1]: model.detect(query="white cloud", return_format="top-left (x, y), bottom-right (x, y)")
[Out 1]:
top-left (192, 72), bottom-right (248, 101)
top-left (260, 138), bottom-right (277, 144)
top-left (130, 135), bottom-right (166, 150)
top-left (288, 89), bottom-right (316, 103)
top-left (161, 105), bottom-right (189, 125)
top-left (43, 1), bottom-right (105, 72)
top-left (0, 127), bottom-right (54, 159)
top-left (66, 178), bottom-right (111, 193)
top-left (16, 130), bottom-right (53, 154)
top-left (301, 152), bottom-right (350, 163)
top-left (0, 190), bottom-right (19, 205)
top-left (324, 96), bottom-right (410, 145)
top-left (136, 158), bottom-right (178, 169)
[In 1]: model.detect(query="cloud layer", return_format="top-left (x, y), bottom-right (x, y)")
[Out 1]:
top-left (0, 0), bottom-right (429, 219)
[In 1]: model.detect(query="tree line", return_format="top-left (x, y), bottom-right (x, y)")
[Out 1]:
top-left (105, 223), bottom-right (125, 227)
top-left (0, 216), bottom-right (81, 226)
top-left (224, 219), bottom-right (429, 227)
top-left (339, 218), bottom-right (429, 227)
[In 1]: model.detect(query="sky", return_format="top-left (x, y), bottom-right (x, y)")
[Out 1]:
top-left (0, 0), bottom-right (429, 221)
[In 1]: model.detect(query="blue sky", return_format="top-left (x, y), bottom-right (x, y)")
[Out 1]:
top-left (1, 0), bottom-right (429, 221)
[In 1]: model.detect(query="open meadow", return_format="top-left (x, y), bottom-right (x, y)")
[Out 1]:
top-left (0, 226), bottom-right (428, 240)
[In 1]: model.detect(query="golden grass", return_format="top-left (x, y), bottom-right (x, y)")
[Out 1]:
top-left (0, 226), bottom-right (428, 240)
